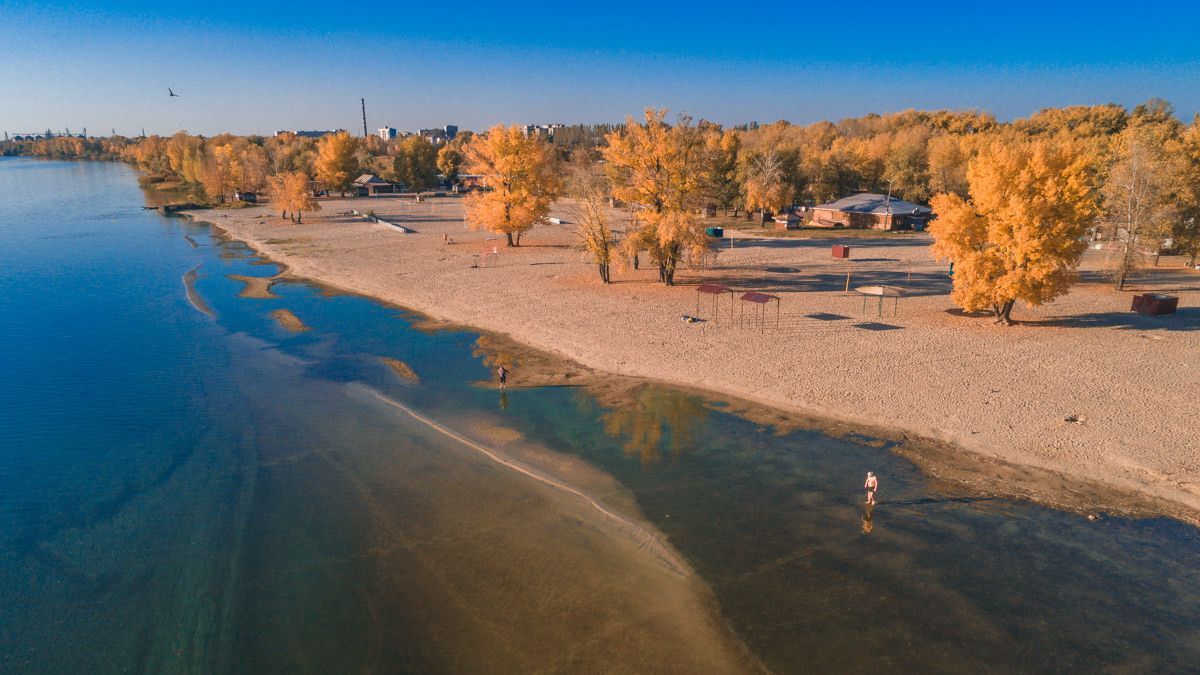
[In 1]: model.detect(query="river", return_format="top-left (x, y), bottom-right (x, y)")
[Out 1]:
top-left (0, 158), bottom-right (1197, 673)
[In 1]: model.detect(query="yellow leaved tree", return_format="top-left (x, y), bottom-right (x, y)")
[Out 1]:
top-left (463, 125), bottom-right (562, 246)
top-left (314, 131), bottom-right (360, 196)
top-left (929, 134), bottom-right (1099, 324)
top-left (270, 171), bottom-right (320, 223)
top-left (603, 109), bottom-right (713, 285)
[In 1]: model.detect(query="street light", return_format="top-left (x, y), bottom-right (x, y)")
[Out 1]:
top-left (884, 178), bottom-right (893, 229)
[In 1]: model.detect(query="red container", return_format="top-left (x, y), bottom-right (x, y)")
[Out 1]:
top-left (832, 245), bottom-right (851, 259)
top-left (1131, 293), bottom-right (1179, 315)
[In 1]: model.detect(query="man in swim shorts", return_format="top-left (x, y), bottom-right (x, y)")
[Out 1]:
top-left (864, 471), bottom-right (878, 505)
top-left (497, 365), bottom-right (508, 389)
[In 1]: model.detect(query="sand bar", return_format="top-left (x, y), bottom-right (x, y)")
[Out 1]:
top-left (227, 274), bottom-right (279, 299)
top-left (182, 264), bottom-right (215, 318)
top-left (269, 308), bottom-right (310, 332)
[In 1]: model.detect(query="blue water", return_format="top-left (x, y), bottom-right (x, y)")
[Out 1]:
top-left (1, 158), bottom-right (1198, 673)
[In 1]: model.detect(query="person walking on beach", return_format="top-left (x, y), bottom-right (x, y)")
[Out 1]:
top-left (497, 365), bottom-right (508, 390)
top-left (864, 472), bottom-right (879, 505)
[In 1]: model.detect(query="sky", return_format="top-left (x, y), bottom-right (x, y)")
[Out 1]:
top-left (2, 0), bottom-right (1199, 136)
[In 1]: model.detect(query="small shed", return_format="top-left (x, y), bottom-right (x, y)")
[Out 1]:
top-left (353, 174), bottom-right (398, 196)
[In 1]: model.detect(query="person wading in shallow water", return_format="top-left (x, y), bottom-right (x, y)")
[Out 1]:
top-left (864, 471), bottom-right (879, 505)
top-left (497, 365), bottom-right (508, 390)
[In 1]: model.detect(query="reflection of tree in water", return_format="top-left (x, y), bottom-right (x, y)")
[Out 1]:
top-left (473, 335), bottom-right (515, 370)
top-left (602, 387), bottom-right (709, 464)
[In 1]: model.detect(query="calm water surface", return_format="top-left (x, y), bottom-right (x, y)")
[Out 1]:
top-left (1, 158), bottom-right (1198, 673)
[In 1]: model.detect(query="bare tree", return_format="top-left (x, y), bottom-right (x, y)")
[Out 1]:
top-left (1103, 133), bottom-right (1177, 290)
top-left (566, 159), bottom-right (615, 283)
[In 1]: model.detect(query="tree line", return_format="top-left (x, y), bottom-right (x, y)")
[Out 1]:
top-left (5, 100), bottom-right (1199, 321)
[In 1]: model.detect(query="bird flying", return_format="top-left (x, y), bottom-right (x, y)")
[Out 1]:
top-left (168, 88), bottom-right (179, 97)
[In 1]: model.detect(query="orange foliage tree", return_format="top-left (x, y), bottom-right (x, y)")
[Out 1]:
top-left (929, 135), bottom-right (1099, 324)
top-left (462, 125), bottom-right (562, 246)
top-left (270, 171), bottom-right (320, 223)
top-left (603, 109), bottom-right (714, 285)
top-left (314, 131), bottom-right (360, 196)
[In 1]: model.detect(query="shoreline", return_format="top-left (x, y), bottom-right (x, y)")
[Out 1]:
top-left (186, 205), bottom-right (1200, 525)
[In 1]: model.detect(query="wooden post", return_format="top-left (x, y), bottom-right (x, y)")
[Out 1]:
top-left (844, 261), bottom-right (852, 293)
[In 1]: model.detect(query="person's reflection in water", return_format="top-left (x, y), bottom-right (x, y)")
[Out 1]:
top-left (499, 391), bottom-right (509, 411)
top-left (861, 504), bottom-right (875, 534)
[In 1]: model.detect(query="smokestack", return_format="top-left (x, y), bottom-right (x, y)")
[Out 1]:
top-left (361, 98), bottom-right (368, 138)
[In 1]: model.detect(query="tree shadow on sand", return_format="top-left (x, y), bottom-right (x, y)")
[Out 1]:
top-left (946, 307), bottom-right (1200, 332)
top-left (1032, 308), bottom-right (1200, 332)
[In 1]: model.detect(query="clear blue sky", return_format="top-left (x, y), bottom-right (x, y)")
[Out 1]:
top-left (2, 0), bottom-right (1198, 136)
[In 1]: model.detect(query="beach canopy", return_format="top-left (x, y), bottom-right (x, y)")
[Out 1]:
top-left (695, 284), bottom-right (734, 321)
top-left (739, 292), bottom-right (780, 331)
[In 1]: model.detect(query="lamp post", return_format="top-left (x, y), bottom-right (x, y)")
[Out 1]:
top-left (884, 179), bottom-right (893, 229)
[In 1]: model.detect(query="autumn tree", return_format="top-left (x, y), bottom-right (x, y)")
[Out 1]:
top-left (704, 129), bottom-right (741, 214)
top-left (314, 131), bottom-right (360, 196)
top-left (165, 132), bottom-right (206, 189)
top-left (230, 140), bottom-right (268, 195)
top-left (437, 141), bottom-right (465, 184)
top-left (929, 135), bottom-right (1099, 324)
top-left (271, 171), bottom-right (320, 223)
top-left (603, 109), bottom-right (714, 285)
top-left (884, 126), bottom-right (932, 202)
top-left (1102, 129), bottom-right (1179, 289)
top-left (266, 132), bottom-right (317, 176)
top-left (1174, 117), bottom-right (1200, 266)
top-left (391, 135), bottom-right (438, 190)
top-left (200, 142), bottom-right (236, 203)
top-left (927, 134), bottom-right (972, 198)
top-left (741, 149), bottom-right (793, 217)
top-left (462, 125), bottom-right (562, 246)
top-left (566, 158), bottom-right (615, 283)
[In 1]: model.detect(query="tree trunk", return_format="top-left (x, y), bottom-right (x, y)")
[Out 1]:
top-left (993, 299), bottom-right (1015, 325)
top-left (633, 253), bottom-right (639, 270)
top-left (515, 230), bottom-right (522, 247)
top-left (1116, 236), bottom-right (1136, 290)
top-left (506, 231), bottom-right (515, 247)
top-left (296, 211), bottom-right (303, 224)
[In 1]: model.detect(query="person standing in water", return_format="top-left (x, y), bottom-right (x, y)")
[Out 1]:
top-left (497, 365), bottom-right (508, 390)
top-left (864, 471), bottom-right (879, 505)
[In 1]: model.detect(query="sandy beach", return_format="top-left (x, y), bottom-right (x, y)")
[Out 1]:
top-left (192, 196), bottom-right (1200, 522)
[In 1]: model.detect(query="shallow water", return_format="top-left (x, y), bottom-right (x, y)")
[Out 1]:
top-left (1, 158), bottom-right (1198, 673)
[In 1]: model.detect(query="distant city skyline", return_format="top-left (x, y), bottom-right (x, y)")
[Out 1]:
top-left (3, 1), bottom-right (1200, 136)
